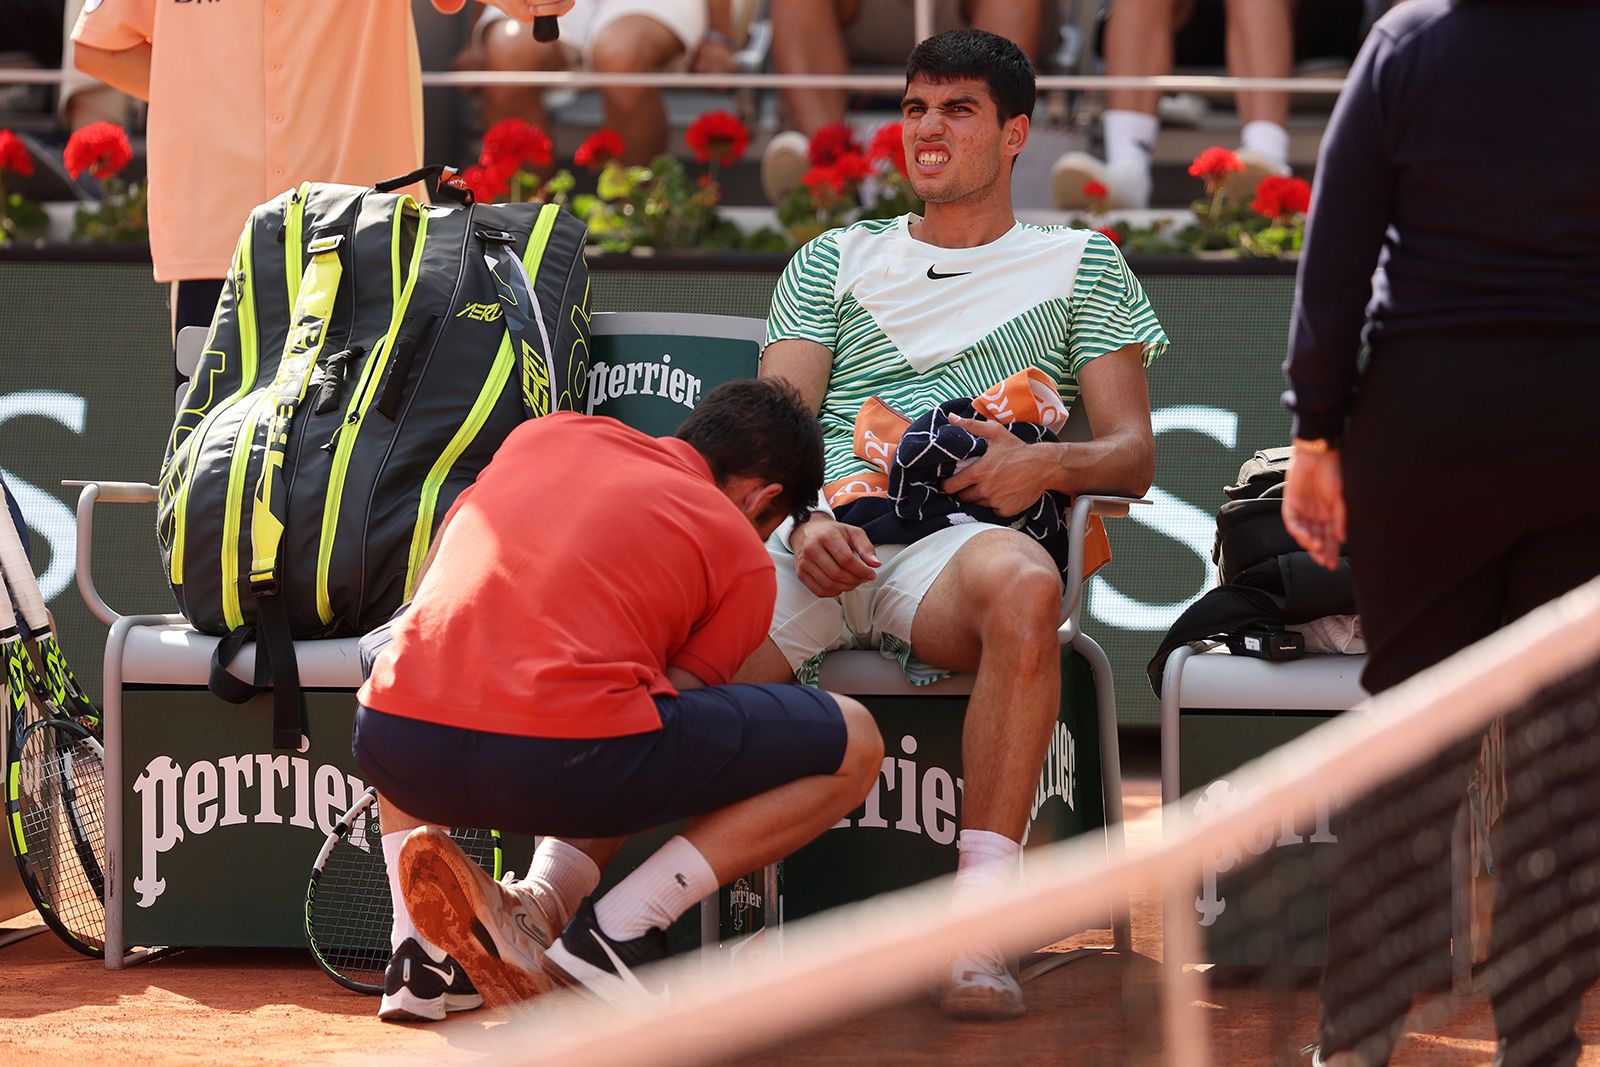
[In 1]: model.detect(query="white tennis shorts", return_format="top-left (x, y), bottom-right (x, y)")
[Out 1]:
top-left (479, 0), bottom-right (708, 64)
top-left (766, 521), bottom-right (1067, 686)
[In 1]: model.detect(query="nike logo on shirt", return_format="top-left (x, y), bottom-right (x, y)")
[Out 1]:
top-left (926, 265), bottom-right (972, 280)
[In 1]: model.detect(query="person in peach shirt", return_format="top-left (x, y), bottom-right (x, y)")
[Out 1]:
top-left (71, 0), bottom-right (575, 383)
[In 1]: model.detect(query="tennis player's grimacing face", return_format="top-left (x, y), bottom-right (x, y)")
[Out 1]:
top-left (901, 76), bottom-right (1020, 205)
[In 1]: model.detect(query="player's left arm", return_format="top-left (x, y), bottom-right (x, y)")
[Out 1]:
top-left (942, 343), bottom-right (1153, 514)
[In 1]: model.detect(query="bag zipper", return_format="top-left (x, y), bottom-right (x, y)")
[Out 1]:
top-left (312, 196), bottom-right (430, 626)
top-left (403, 203), bottom-right (562, 594)
top-left (166, 222), bottom-right (261, 586)
top-left (222, 185), bottom-right (307, 628)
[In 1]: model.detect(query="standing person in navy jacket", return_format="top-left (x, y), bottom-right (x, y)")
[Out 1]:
top-left (1282, 2), bottom-right (1600, 1064)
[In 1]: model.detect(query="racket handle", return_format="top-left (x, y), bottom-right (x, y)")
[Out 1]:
top-left (532, 15), bottom-right (559, 42)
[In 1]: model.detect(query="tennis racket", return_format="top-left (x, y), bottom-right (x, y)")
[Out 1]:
top-left (532, 14), bottom-right (559, 42)
top-left (0, 505), bottom-right (101, 734)
top-left (1, 566), bottom-right (107, 958)
top-left (306, 786), bottom-right (503, 993)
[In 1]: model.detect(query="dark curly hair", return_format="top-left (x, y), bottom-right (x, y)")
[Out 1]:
top-left (676, 378), bottom-right (824, 526)
top-left (905, 28), bottom-right (1037, 124)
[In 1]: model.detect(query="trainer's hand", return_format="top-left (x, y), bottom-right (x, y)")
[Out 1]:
top-left (1282, 444), bottom-right (1346, 571)
top-left (941, 414), bottom-right (1052, 518)
top-left (791, 516), bottom-right (880, 598)
top-left (482, 0), bottom-right (575, 22)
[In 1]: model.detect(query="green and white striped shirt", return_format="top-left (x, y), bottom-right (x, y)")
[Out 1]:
top-left (765, 214), bottom-right (1169, 487)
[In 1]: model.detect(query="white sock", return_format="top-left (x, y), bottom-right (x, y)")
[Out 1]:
top-left (1102, 109), bottom-right (1160, 172)
top-left (593, 836), bottom-right (717, 942)
top-left (1239, 120), bottom-right (1290, 168)
top-left (522, 837), bottom-right (601, 932)
top-left (382, 829), bottom-right (446, 962)
top-left (951, 829), bottom-right (1020, 911)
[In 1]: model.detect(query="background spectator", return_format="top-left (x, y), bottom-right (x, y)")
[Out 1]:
top-left (760, 0), bottom-right (1042, 203)
top-left (69, 0), bottom-right (573, 382)
top-left (462, 0), bottom-right (737, 167)
top-left (1053, 0), bottom-right (1303, 210)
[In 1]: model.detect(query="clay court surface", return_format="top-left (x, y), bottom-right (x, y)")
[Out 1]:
top-left (3, 781), bottom-right (1597, 1065)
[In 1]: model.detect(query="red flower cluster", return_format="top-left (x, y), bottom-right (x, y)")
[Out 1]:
top-left (868, 122), bottom-right (907, 177)
top-left (1094, 225), bottom-right (1123, 247)
top-left (685, 110), bottom-right (749, 166)
top-left (1251, 174), bottom-right (1312, 220)
top-left (482, 118), bottom-right (554, 175)
top-left (803, 152), bottom-right (872, 196)
top-left (1083, 180), bottom-right (1108, 202)
top-left (0, 130), bottom-right (32, 177)
top-left (64, 121), bottom-right (132, 180)
top-left (574, 129), bottom-right (624, 171)
top-left (808, 123), bottom-right (860, 167)
top-left (1188, 145), bottom-right (1245, 194)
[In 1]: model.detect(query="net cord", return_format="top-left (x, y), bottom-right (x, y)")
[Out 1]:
top-left (381, 576), bottom-right (1600, 1067)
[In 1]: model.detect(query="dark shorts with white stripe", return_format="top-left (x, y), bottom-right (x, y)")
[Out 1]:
top-left (352, 683), bottom-right (846, 839)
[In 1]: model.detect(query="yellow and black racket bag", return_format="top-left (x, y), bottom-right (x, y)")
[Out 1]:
top-left (156, 176), bottom-right (590, 746)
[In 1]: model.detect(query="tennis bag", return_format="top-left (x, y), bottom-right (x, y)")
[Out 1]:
top-left (157, 177), bottom-right (590, 747)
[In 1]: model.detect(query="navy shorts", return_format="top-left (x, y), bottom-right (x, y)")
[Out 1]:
top-left (352, 684), bottom-right (847, 839)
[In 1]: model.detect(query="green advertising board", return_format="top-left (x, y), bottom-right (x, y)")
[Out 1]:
top-left (120, 688), bottom-right (369, 947)
top-left (1, 253), bottom-right (1301, 729)
top-left (1177, 710), bottom-right (1338, 968)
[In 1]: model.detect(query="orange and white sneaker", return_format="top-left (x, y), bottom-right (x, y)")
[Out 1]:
top-left (939, 944), bottom-right (1025, 1020)
top-left (399, 826), bottom-right (558, 1008)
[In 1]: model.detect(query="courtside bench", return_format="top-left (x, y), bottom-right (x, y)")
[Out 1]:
top-left (79, 313), bottom-right (1133, 966)
top-left (1161, 641), bottom-right (1493, 988)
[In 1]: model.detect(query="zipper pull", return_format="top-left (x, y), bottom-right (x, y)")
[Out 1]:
top-left (321, 411), bottom-right (359, 453)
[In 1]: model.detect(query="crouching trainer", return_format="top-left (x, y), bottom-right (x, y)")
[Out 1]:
top-left (352, 379), bottom-right (884, 1019)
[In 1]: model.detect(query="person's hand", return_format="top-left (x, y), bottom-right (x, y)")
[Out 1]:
top-left (790, 516), bottom-right (880, 598)
top-left (1282, 443), bottom-right (1346, 571)
top-left (482, 0), bottom-right (576, 23)
top-left (940, 414), bottom-right (1054, 517)
top-left (692, 34), bottom-right (737, 75)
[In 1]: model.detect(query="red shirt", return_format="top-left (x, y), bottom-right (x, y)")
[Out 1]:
top-left (358, 412), bottom-right (776, 739)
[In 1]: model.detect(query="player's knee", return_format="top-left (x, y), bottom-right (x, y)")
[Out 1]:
top-left (831, 694), bottom-right (883, 790)
top-left (970, 554), bottom-right (1062, 642)
top-left (590, 36), bottom-right (667, 74)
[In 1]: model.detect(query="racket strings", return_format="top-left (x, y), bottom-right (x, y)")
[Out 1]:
top-left (16, 724), bottom-right (106, 948)
top-left (309, 810), bottom-right (501, 992)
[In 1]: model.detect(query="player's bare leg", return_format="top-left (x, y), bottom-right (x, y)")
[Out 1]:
top-left (910, 529), bottom-right (1066, 1019)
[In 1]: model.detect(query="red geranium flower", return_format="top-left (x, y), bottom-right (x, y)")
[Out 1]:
top-left (685, 110), bottom-right (749, 166)
top-left (64, 121), bottom-right (133, 180)
top-left (574, 129), bottom-right (624, 171)
top-left (1188, 146), bottom-right (1244, 181)
top-left (808, 123), bottom-right (860, 167)
top-left (1188, 146), bottom-right (1244, 194)
top-left (481, 118), bottom-right (553, 173)
top-left (1083, 180), bottom-right (1108, 201)
top-left (1251, 174), bottom-right (1312, 220)
top-left (869, 122), bottom-right (907, 177)
top-left (1094, 225), bottom-right (1123, 247)
top-left (831, 152), bottom-right (872, 186)
top-left (802, 164), bottom-right (846, 194)
top-left (459, 162), bottom-right (511, 204)
top-left (0, 130), bottom-right (33, 177)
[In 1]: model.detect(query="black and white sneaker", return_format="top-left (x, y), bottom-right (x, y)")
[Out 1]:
top-left (377, 938), bottom-right (484, 1022)
top-left (543, 898), bottom-right (671, 1008)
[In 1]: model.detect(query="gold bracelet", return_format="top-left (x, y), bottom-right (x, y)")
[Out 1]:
top-left (1292, 437), bottom-right (1339, 454)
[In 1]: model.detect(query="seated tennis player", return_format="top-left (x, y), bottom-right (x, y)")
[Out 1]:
top-left (353, 379), bottom-right (884, 1020)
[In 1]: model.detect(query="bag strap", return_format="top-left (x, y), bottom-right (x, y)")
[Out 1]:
top-left (478, 203), bottom-right (560, 419)
top-left (375, 164), bottom-right (473, 206)
top-left (231, 230), bottom-right (346, 749)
